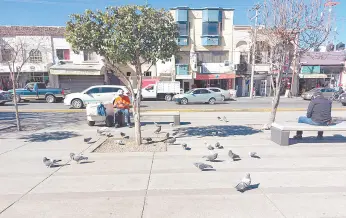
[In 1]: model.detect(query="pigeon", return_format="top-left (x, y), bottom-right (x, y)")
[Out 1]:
top-left (143, 137), bottom-right (153, 143)
top-left (106, 132), bottom-right (113, 137)
top-left (228, 150), bottom-right (240, 161)
top-left (70, 153), bottom-right (88, 164)
top-left (165, 132), bottom-right (170, 139)
top-left (43, 157), bottom-right (61, 168)
top-left (154, 126), bottom-right (162, 134)
top-left (97, 127), bottom-right (109, 135)
top-left (235, 173), bottom-right (251, 193)
top-left (182, 143), bottom-right (188, 149)
top-left (120, 132), bottom-right (126, 138)
top-left (205, 142), bottom-right (214, 150)
top-left (223, 116), bottom-right (229, 123)
top-left (165, 137), bottom-right (176, 145)
top-left (194, 162), bottom-right (213, 171)
top-left (84, 137), bottom-right (92, 143)
top-left (215, 142), bottom-right (224, 149)
top-left (203, 153), bottom-right (218, 162)
top-left (116, 140), bottom-right (125, 145)
top-left (249, 152), bottom-right (260, 158)
top-left (170, 123), bottom-right (175, 127)
top-left (217, 116), bottom-right (222, 121)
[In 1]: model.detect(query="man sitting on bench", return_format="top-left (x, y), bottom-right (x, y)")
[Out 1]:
top-left (114, 89), bottom-right (132, 128)
top-left (294, 91), bottom-right (332, 140)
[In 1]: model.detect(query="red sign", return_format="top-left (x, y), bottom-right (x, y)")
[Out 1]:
top-left (195, 73), bottom-right (236, 80)
top-left (142, 79), bottom-right (159, 87)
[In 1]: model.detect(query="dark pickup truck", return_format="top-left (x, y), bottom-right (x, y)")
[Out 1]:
top-left (9, 82), bottom-right (65, 103)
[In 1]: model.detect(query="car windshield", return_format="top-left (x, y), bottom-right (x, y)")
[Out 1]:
top-left (185, 89), bottom-right (195, 94)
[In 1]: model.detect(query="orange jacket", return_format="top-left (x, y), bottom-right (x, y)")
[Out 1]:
top-left (114, 95), bottom-right (131, 109)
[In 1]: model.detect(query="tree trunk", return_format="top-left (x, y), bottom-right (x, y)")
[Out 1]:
top-left (133, 64), bottom-right (143, 146)
top-left (11, 76), bottom-right (21, 131)
top-left (267, 67), bottom-right (283, 128)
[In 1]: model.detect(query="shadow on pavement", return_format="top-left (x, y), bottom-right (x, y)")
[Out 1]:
top-left (290, 134), bottom-right (346, 145)
top-left (20, 131), bottom-right (81, 142)
top-left (141, 121), bottom-right (191, 126)
top-left (174, 125), bottom-right (262, 138)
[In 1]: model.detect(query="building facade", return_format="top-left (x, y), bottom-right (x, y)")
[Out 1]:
top-left (156, 7), bottom-right (236, 92)
top-left (0, 26), bottom-right (64, 90)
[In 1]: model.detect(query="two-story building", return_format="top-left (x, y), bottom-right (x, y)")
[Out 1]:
top-left (0, 26), bottom-right (64, 89)
top-left (157, 7), bottom-right (236, 92)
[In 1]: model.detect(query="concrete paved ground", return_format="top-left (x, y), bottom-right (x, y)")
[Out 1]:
top-left (1, 97), bottom-right (345, 112)
top-left (1, 111), bottom-right (346, 217)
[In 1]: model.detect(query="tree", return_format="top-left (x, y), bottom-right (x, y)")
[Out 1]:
top-left (251, 0), bottom-right (330, 128)
top-left (65, 5), bottom-right (179, 145)
top-left (0, 36), bottom-right (47, 131)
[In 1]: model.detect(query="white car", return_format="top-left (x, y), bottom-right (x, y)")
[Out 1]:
top-left (208, 87), bottom-right (232, 101)
top-left (64, 85), bottom-right (130, 109)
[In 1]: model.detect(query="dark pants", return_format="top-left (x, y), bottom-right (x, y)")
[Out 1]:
top-left (114, 109), bottom-right (130, 127)
top-left (296, 116), bottom-right (324, 137)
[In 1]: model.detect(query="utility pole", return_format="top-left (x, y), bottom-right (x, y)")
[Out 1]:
top-left (249, 4), bottom-right (261, 99)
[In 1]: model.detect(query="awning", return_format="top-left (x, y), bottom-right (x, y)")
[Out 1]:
top-left (50, 69), bottom-right (102, 76)
top-left (299, 74), bottom-right (327, 79)
top-left (195, 73), bottom-right (236, 80)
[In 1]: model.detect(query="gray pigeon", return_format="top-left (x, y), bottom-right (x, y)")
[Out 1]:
top-left (217, 116), bottom-right (222, 121)
top-left (223, 116), bottom-right (229, 123)
top-left (70, 153), bottom-right (88, 164)
top-left (203, 153), bottom-right (218, 162)
top-left (143, 137), bottom-right (153, 143)
top-left (170, 123), bottom-right (175, 127)
top-left (215, 142), bottom-right (224, 149)
top-left (205, 143), bottom-right (214, 150)
top-left (154, 126), bottom-right (162, 134)
top-left (194, 162), bottom-right (213, 171)
top-left (43, 157), bottom-right (61, 168)
top-left (182, 143), bottom-right (188, 149)
top-left (165, 137), bottom-right (176, 145)
top-left (116, 140), bottom-right (125, 145)
top-left (84, 137), bottom-right (92, 143)
top-left (165, 132), bottom-right (170, 139)
top-left (249, 152), bottom-right (258, 158)
top-left (235, 173), bottom-right (251, 192)
top-left (228, 150), bottom-right (240, 161)
top-left (120, 132), bottom-right (126, 138)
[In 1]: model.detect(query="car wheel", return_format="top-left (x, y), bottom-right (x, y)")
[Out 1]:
top-left (56, 98), bottom-right (63, 103)
top-left (342, 103), bottom-right (346, 106)
top-left (45, 95), bottom-right (56, 103)
top-left (71, 99), bottom-right (83, 109)
top-left (209, 98), bottom-right (216, 105)
top-left (0, 102), bottom-right (5, 106)
top-left (180, 98), bottom-right (188, 105)
top-left (165, 94), bottom-right (173, 101)
top-left (221, 95), bottom-right (225, 101)
top-left (105, 115), bottom-right (114, 127)
top-left (88, 121), bottom-right (95, 126)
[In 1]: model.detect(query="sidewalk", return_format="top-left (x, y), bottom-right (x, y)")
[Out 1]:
top-left (1, 111), bottom-right (346, 217)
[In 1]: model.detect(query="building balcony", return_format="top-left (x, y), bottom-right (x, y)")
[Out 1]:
top-left (201, 36), bottom-right (220, 46)
top-left (175, 64), bottom-right (193, 79)
top-left (175, 8), bottom-right (188, 22)
top-left (202, 9), bottom-right (221, 22)
top-left (177, 36), bottom-right (188, 46)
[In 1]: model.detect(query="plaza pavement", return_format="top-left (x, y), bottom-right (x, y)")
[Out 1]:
top-left (1, 111), bottom-right (346, 217)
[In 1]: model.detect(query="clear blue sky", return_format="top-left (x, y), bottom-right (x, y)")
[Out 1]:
top-left (0, 0), bottom-right (344, 42)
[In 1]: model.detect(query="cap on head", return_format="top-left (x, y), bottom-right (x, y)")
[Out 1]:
top-left (118, 89), bottom-right (124, 95)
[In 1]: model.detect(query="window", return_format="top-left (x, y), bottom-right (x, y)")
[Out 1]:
top-left (1, 49), bottom-right (13, 62)
top-left (84, 50), bottom-right (98, 61)
top-left (197, 51), bottom-right (229, 63)
top-left (25, 83), bottom-right (35, 90)
top-left (101, 87), bottom-right (120, 93)
top-left (126, 72), bottom-right (131, 77)
top-left (37, 83), bottom-right (46, 89)
top-left (178, 23), bottom-right (188, 36)
top-left (202, 23), bottom-right (219, 35)
top-left (240, 52), bottom-right (249, 63)
top-left (200, 89), bottom-right (211, 94)
top-left (193, 89), bottom-right (201, 94)
top-left (145, 85), bottom-right (154, 91)
top-left (210, 88), bottom-right (220, 92)
top-left (56, 49), bottom-right (70, 60)
top-left (144, 71), bottom-right (151, 77)
top-left (176, 52), bottom-right (190, 64)
top-left (29, 50), bottom-right (42, 63)
top-left (86, 88), bottom-right (100, 94)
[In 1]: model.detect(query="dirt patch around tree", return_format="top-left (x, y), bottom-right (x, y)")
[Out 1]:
top-left (93, 137), bottom-right (168, 153)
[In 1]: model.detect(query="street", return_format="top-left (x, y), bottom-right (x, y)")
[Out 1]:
top-left (1, 97), bottom-right (346, 112)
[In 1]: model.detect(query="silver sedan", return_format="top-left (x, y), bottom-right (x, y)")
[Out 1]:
top-left (174, 88), bottom-right (223, 105)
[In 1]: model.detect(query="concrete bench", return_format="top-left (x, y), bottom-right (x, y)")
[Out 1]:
top-left (141, 111), bottom-right (180, 126)
top-left (271, 122), bottom-right (346, 146)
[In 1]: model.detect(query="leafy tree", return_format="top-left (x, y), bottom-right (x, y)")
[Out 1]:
top-left (66, 5), bottom-right (179, 145)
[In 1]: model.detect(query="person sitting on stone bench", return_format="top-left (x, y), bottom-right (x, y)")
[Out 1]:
top-left (113, 89), bottom-right (132, 128)
top-left (294, 91), bottom-right (332, 140)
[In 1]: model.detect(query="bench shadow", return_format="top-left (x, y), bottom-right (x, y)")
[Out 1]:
top-left (140, 121), bottom-right (191, 126)
top-left (174, 125), bottom-right (261, 138)
top-left (290, 134), bottom-right (346, 145)
top-left (50, 163), bottom-right (71, 168)
top-left (20, 131), bottom-right (81, 142)
top-left (79, 161), bottom-right (95, 164)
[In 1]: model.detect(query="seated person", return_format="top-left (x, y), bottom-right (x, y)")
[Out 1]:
top-left (294, 91), bottom-right (332, 140)
top-left (113, 89), bottom-right (131, 128)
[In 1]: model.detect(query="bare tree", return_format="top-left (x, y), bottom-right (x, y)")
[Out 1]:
top-left (250, 0), bottom-right (330, 128)
top-left (0, 36), bottom-right (48, 131)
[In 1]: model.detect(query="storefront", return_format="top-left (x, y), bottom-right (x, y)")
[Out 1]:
top-left (194, 73), bottom-right (236, 90)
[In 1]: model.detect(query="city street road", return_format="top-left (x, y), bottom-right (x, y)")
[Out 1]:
top-left (0, 97), bottom-right (345, 111)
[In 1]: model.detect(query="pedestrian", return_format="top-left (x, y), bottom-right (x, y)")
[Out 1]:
top-left (293, 91), bottom-right (332, 140)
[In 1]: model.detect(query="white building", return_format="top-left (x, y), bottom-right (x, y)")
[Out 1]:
top-left (0, 26), bottom-right (64, 89)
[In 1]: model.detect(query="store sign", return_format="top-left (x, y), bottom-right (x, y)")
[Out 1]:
top-left (301, 66), bottom-right (320, 74)
top-left (195, 73), bottom-right (235, 80)
top-left (50, 69), bottom-right (101, 75)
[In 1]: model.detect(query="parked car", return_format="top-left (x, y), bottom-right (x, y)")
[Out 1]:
top-left (208, 87), bottom-right (232, 101)
top-left (301, 88), bottom-right (336, 100)
top-left (8, 82), bottom-right (65, 103)
top-left (0, 90), bottom-right (11, 105)
top-left (135, 81), bottom-right (181, 101)
top-left (174, 88), bottom-right (223, 105)
top-left (64, 85), bottom-right (130, 109)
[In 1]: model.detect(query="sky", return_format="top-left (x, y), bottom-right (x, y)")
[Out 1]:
top-left (0, 0), bottom-right (345, 42)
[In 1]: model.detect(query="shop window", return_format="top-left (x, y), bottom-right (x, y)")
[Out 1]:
top-left (178, 23), bottom-right (188, 36)
top-left (83, 50), bottom-right (98, 62)
top-left (29, 50), bottom-right (42, 63)
top-left (56, 49), bottom-right (70, 60)
top-left (144, 71), bottom-right (151, 77)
